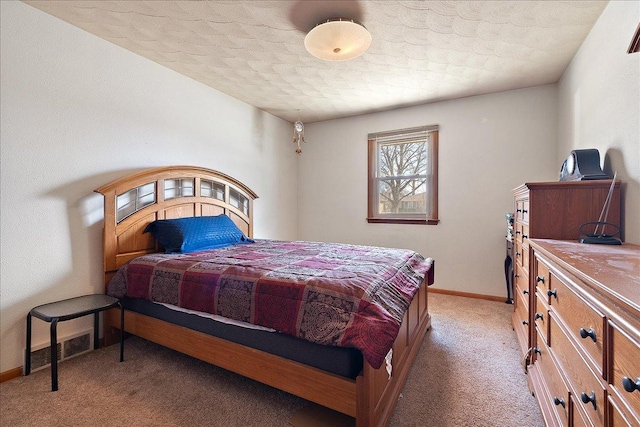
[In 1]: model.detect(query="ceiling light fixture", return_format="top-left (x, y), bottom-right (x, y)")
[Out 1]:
top-left (304, 18), bottom-right (372, 61)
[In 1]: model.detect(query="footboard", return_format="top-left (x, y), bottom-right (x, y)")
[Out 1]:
top-left (356, 280), bottom-right (431, 427)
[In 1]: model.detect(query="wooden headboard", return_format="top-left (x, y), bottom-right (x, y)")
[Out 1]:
top-left (95, 166), bottom-right (258, 287)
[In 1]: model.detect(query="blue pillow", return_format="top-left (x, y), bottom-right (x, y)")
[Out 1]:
top-left (143, 215), bottom-right (253, 253)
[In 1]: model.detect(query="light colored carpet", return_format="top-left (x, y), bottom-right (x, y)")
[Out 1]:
top-left (0, 293), bottom-right (543, 426)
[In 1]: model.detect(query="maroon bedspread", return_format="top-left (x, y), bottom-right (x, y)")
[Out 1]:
top-left (107, 239), bottom-right (433, 368)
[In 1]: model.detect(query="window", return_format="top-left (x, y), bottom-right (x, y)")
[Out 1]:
top-left (367, 125), bottom-right (439, 225)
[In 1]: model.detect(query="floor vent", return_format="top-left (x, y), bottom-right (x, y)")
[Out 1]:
top-left (26, 330), bottom-right (93, 372)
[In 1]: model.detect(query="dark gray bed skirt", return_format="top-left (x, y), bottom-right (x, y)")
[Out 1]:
top-left (121, 297), bottom-right (364, 379)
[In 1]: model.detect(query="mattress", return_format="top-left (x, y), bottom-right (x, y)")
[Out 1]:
top-left (122, 296), bottom-right (364, 379)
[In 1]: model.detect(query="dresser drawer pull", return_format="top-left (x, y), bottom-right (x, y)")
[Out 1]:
top-left (579, 327), bottom-right (597, 342)
top-left (516, 209), bottom-right (522, 213)
top-left (535, 313), bottom-right (544, 321)
top-left (547, 289), bottom-right (557, 299)
top-left (533, 347), bottom-right (542, 355)
top-left (516, 252), bottom-right (521, 257)
top-left (522, 289), bottom-right (528, 295)
top-left (536, 276), bottom-right (545, 284)
top-left (553, 397), bottom-right (566, 408)
top-left (516, 231), bottom-right (521, 235)
top-left (622, 377), bottom-right (640, 393)
top-left (522, 209), bottom-right (528, 214)
top-left (522, 320), bottom-right (529, 326)
top-left (522, 234), bottom-right (528, 239)
top-left (580, 391), bottom-right (597, 409)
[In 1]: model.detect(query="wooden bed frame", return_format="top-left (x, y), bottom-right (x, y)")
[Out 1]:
top-left (95, 166), bottom-right (434, 427)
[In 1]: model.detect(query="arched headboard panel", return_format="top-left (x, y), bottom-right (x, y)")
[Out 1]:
top-left (95, 166), bottom-right (258, 287)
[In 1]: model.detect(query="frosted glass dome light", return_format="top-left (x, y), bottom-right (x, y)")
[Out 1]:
top-left (304, 18), bottom-right (372, 61)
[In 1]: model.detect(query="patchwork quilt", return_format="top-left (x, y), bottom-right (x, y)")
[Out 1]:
top-left (107, 239), bottom-right (433, 369)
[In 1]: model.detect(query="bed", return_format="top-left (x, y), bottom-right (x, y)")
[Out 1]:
top-left (95, 166), bottom-right (434, 427)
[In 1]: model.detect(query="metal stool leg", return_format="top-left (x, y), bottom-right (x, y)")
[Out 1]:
top-left (119, 303), bottom-right (124, 362)
top-left (25, 313), bottom-right (32, 375)
top-left (50, 319), bottom-right (58, 392)
top-left (93, 312), bottom-right (100, 350)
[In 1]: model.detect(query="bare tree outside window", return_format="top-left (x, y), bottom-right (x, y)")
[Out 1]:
top-left (367, 126), bottom-right (439, 225)
top-left (378, 141), bottom-right (428, 214)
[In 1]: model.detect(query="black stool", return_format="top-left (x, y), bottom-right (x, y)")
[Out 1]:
top-left (25, 294), bottom-right (124, 391)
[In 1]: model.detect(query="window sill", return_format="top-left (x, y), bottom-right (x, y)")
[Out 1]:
top-left (366, 218), bottom-right (439, 225)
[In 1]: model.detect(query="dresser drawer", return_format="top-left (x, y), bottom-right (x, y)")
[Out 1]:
top-left (515, 198), bottom-right (528, 223)
top-left (534, 293), bottom-right (548, 345)
top-left (515, 222), bottom-right (530, 245)
top-left (515, 239), bottom-right (524, 267)
top-left (515, 263), bottom-right (528, 295)
top-left (512, 289), bottom-right (530, 355)
top-left (536, 330), bottom-right (570, 426)
top-left (521, 224), bottom-right (529, 242)
top-left (610, 322), bottom-right (640, 419)
top-left (515, 282), bottom-right (530, 323)
top-left (522, 240), bottom-right (530, 273)
top-left (516, 221), bottom-right (524, 242)
top-left (571, 394), bottom-right (593, 427)
top-left (609, 394), bottom-right (640, 427)
top-left (522, 199), bottom-right (530, 223)
top-left (549, 313), bottom-right (606, 427)
top-left (514, 323), bottom-right (529, 358)
top-left (534, 258), bottom-right (551, 298)
top-left (549, 272), bottom-right (605, 375)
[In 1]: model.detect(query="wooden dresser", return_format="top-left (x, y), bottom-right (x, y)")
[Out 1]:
top-left (511, 181), bottom-right (622, 360)
top-left (528, 239), bottom-right (640, 427)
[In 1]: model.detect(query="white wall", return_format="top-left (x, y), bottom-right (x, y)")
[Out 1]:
top-left (298, 86), bottom-right (559, 298)
top-left (0, 2), bottom-right (298, 372)
top-left (558, 0), bottom-right (640, 244)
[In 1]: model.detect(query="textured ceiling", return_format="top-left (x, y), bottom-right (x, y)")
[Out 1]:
top-left (24, 1), bottom-right (608, 123)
